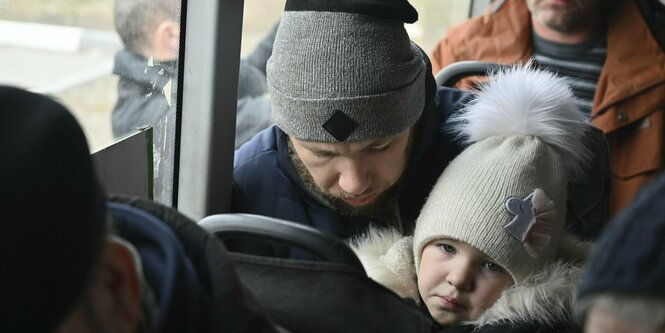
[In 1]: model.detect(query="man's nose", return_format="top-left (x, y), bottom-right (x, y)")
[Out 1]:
top-left (337, 160), bottom-right (371, 196)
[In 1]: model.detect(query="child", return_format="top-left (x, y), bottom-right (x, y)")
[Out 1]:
top-left (351, 65), bottom-right (592, 332)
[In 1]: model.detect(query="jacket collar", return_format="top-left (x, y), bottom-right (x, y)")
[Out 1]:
top-left (113, 49), bottom-right (178, 90)
top-left (109, 202), bottom-right (208, 333)
top-left (468, 235), bottom-right (590, 327)
top-left (450, 0), bottom-right (533, 65)
top-left (352, 230), bottom-right (589, 328)
top-left (594, 0), bottom-right (665, 114)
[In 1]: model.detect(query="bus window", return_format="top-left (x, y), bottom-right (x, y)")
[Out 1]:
top-left (0, 0), bottom-right (184, 205)
top-left (177, 0), bottom-right (243, 218)
top-left (234, 0), bottom-right (282, 150)
top-left (0, 0), bottom-right (475, 217)
top-left (408, 0), bottom-right (472, 52)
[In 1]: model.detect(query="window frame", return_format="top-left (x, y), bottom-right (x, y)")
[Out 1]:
top-left (177, 0), bottom-right (244, 220)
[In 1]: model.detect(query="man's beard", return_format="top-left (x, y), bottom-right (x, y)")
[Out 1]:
top-left (289, 143), bottom-right (403, 218)
top-left (529, 0), bottom-right (601, 33)
top-left (324, 181), bottom-right (401, 217)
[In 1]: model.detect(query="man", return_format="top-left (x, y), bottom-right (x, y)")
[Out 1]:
top-left (0, 86), bottom-right (277, 332)
top-left (429, 0), bottom-right (665, 219)
top-left (575, 171), bottom-right (665, 333)
top-left (231, 0), bottom-right (470, 257)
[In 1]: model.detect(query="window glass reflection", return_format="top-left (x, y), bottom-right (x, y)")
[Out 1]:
top-left (0, 0), bottom-right (182, 205)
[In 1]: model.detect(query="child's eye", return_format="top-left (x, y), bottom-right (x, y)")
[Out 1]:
top-left (482, 262), bottom-right (502, 273)
top-left (439, 243), bottom-right (456, 254)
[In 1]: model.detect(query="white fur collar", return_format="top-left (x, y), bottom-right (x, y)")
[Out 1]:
top-left (470, 234), bottom-right (589, 327)
top-left (350, 229), bottom-right (590, 327)
top-left (350, 227), bottom-right (420, 300)
top-left (469, 257), bottom-right (584, 327)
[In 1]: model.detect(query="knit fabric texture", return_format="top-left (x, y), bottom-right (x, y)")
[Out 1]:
top-left (414, 136), bottom-right (567, 284)
top-left (267, 0), bottom-right (426, 142)
top-left (412, 65), bottom-right (590, 284)
top-left (578, 171), bottom-right (665, 301)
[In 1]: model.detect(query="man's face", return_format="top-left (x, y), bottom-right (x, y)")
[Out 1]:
top-left (526, 0), bottom-right (601, 33)
top-left (289, 128), bottom-right (412, 215)
top-left (417, 239), bottom-right (513, 325)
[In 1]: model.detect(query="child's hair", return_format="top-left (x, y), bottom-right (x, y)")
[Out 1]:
top-left (413, 63), bottom-right (592, 284)
top-left (114, 0), bottom-right (181, 55)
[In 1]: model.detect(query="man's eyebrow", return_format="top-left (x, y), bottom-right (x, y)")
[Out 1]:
top-left (299, 142), bottom-right (328, 151)
top-left (299, 136), bottom-right (393, 152)
top-left (368, 137), bottom-right (392, 146)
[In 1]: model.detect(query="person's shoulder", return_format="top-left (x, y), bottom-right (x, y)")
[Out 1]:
top-left (434, 86), bottom-right (473, 113)
top-left (232, 125), bottom-right (292, 201)
top-left (234, 124), bottom-right (281, 169)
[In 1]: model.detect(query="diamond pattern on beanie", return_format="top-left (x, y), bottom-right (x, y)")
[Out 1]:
top-left (322, 109), bottom-right (358, 142)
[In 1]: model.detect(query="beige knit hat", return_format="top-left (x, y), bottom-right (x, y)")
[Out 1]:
top-left (413, 65), bottom-right (591, 284)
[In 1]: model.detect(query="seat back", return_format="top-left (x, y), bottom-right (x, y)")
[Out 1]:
top-left (436, 61), bottom-right (611, 240)
top-left (199, 214), bottom-right (436, 333)
top-left (199, 213), bottom-right (365, 270)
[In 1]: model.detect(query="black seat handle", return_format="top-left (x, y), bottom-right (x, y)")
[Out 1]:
top-left (199, 213), bottom-right (365, 272)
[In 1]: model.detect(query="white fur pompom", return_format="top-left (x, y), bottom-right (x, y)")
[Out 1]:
top-left (452, 62), bottom-right (592, 178)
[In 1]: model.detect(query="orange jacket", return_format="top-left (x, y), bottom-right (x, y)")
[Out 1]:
top-left (430, 0), bottom-right (665, 219)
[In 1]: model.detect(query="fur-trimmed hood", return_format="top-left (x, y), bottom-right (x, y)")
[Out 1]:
top-left (349, 227), bottom-right (590, 328)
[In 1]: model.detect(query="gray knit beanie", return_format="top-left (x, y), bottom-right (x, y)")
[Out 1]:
top-left (267, 0), bottom-right (426, 142)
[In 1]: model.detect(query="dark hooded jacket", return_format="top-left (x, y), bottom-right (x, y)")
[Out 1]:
top-left (111, 50), bottom-right (177, 140)
top-left (110, 48), bottom-right (272, 201)
top-left (111, 50), bottom-right (178, 201)
top-left (109, 197), bottom-right (278, 333)
top-left (231, 86), bottom-right (471, 258)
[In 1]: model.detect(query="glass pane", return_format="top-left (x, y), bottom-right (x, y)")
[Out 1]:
top-left (409, 0), bottom-right (472, 52)
top-left (0, 0), bottom-right (183, 205)
top-left (235, 0), bottom-right (283, 149)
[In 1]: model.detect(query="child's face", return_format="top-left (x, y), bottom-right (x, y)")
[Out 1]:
top-left (417, 239), bottom-right (513, 325)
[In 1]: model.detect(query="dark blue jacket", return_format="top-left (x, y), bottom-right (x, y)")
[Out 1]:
top-left (231, 87), bottom-right (471, 257)
top-left (109, 198), bottom-right (278, 333)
